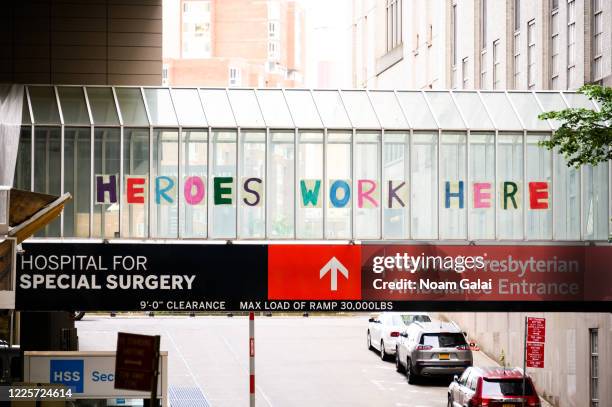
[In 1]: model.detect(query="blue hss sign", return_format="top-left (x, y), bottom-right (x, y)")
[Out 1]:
top-left (50, 359), bottom-right (84, 393)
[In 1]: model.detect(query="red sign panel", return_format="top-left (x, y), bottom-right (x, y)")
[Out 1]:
top-left (115, 333), bottom-right (160, 392)
top-left (527, 317), bottom-right (546, 343)
top-left (526, 342), bottom-right (545, 368)
top-left (268, 245), bottom-right (361, 300)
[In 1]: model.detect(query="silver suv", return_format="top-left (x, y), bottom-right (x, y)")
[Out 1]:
top-left (395, 321), bottom-right (473, 383)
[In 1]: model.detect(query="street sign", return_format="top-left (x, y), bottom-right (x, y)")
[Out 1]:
top-left (526, 342), bottom-right (545, 368)
top-left (115, 333), bottom-right (160, 396)
top-left (527, 317), bottom-right (546, 343)
top-left (319, 257), bottom-right (349, 291)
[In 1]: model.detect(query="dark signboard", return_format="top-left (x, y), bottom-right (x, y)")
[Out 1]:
top-left (16, 242), bottom-right (612, 312)
top-left (115, 333), bottom-right (160, 393)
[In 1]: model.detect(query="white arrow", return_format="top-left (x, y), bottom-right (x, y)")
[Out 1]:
top-left (319, 257), bottom-right (349, 291)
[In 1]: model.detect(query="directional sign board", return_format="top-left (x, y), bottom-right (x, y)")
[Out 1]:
top-left (14, 242), bottom-right (612, 312)
top-left (115, 333), bottom-right (160, 393)
top-left (525, 317), bottom-right (546, 369)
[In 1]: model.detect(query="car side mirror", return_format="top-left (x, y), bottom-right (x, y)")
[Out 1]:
top-left (453, 375), bottom-right (459, 383)
top-left (400, 332), bottom-right (408, 338)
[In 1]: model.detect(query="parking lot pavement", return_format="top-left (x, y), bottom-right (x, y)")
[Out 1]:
top-left (78, 315), bottom-right (483, 407)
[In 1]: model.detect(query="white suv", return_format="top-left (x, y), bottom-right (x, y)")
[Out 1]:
top-left (367, 312), bottom-right (432, 361)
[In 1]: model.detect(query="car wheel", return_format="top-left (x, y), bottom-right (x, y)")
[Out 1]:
top-left (367, 331), bottom-right (373, 350)
top-left (406, 357), bottom-right (417, 384)
top-left (395, 348), bottom-right (405, 373)
top-left (380, 341), bottom-right (387, 361)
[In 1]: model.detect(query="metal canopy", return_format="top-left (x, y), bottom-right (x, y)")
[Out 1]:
top-left (22, 86), bottom-right (598, 131)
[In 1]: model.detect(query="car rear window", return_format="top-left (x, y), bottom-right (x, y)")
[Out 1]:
top-left (392, 315), bottom-right (432, 326)
top-left (482, 379), bottom-right (535, 397)
top-left (420, 333), bottom-right (467, 347)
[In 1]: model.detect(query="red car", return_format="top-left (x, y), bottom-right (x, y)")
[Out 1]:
top-left (448, 366), bottom-right (541, 407)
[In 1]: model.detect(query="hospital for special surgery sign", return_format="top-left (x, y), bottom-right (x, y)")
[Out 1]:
top-left (16, 242), bottom-right (612, 312)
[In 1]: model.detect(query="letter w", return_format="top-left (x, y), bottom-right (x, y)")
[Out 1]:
top-left (300, 180), bottom-right (321, 207)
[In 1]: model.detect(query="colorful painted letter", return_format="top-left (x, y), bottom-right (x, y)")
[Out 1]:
top-left (501, 181), bottom-right (520, 210)
top-left (184, 176), bottom-right (206, 205)
top-left (329, 179), bottom-right (351, 208)
top-left (358, 180), bottom-right (379, 208)
top-left (445, 181), bottom-right (464, 209)
top-left (387, 180), bottom-right (407, 209)
top-left (214, 177), bottom-right (234, 205)
top-left (95, 174), bottom-right (117, 204)
top-left (300, 180), bottom-right (321, 208)
top-left (472, 182), bottom-right (492, 209)
top-left (528, 182), bottom-right (549, 209)
top-left (243, 177), bottom-right (263, 207)
top-left (126, 176), bottom-right (146, 204)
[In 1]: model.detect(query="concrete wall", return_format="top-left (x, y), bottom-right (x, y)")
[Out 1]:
top-left (444, 312), bottom-right (611, 407)
top-left (0, 0), bottom-right (162, 85)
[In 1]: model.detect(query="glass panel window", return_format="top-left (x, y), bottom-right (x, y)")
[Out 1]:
top-left (355, 132), bottom-right (381, 239)
top-left (411, 132), bottom-right (438, 239)
top-left (396, 92), bottom-right (437, 129)
top-left (34, 127), bottom-right (61, 237)
top-left (64, 128), bottom-right (91, 237)
top-left (115, 88), bottom-right (149, 126)
top-left (592, 0), bottom-right (603, 80)
top-left (535, 92), bottom-right (567, 129)
top-left (211, 131), bottom-right (237, 239)
top-left (171, 88), bottom-right (206, 126)
top-left (199, 89), bottom-right (236, 127)
top-left (507, 93), bottom-right (550, 130)
top-left (227, 89), bottom-right (265, 128)
top-left (341, 91), bottom-right (380, 129)
top-left (312, 90), bottom-right (351, 129)
top-left (469, 133), bottom-right (495, 239)
top-left (182, 0), bottom-right (212, 58)
top-left (480, 92), bottom-right (523, 130)
top-left (452, 92), bottom-right (493, 129)
top-left (268, 131), bottom-right (295, 238)
top-left (14, 127), bottom-right (32, 191)
top-left (497, 133), bottom-right (523, 239)
top-left (181, 130), bottom-right (208, 238)
top-left (326, 131), bottom-right (352, 239)
top-left (86, 88), bottom-right (119, 125)
top-left (151, 129), bottom-right (178, 238)
top-left (513, 32), bottom-right (521, 88)
top-left (239, 131), bottom-right (265, 239)
top-left (297, 132), bottom-right (323, 239)
top-left (583, 162), bottom-right (609, 240)
top-left (144, 88), bottom-right (178, 126)
top-left (480, 51), bottom-right (487, 89)
top-left (256, 90), bottom-right (294, 128)
top-left (122, 129), bottom-right (149, 238)
top-left (590, 329), bottom-right (599, 407)
top-left (369, 91), bottom-right (409, 129)
top-left (58, 87), bottom-right (90, 125)
top-left (284, 90), bottom-right (322, 128)
top-left (440, 133), bottom-right (466, 239)
top-left (93, 128), bottom-right (120, 238)
top-left (29, 86), bottom-right (60, 124)
top-left (514, 0), bottom-right (520, 32)
top-left (383, 132), bottom-right (409, 239)
top-left (526, 134), bottom-right (552, 239)
top-left (553, 152), bottom-right (580, 239)
top-left (425, 92), bottom-right (465, 129)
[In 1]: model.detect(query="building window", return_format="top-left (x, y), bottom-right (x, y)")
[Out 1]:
top-left (268, 41), bottom-right (280, 61)
top-left (480, 0), bottom-right (487, 49)
top-left (269, 21), bottom-right (279, 39)
top-left (514, 0), bottom-right (520, 32)
top-left (493, 40), bottom-right (501, 89)
top-left (181, 0), bottom-right (212, 58)
top-left (161, 64), bottom-right (168, 86)
top-left (480, 51), bottom-right (487, 89)
top-left (567, 0), bottom-right (576, 87)
top-left (551, 8), bottom-right (560, 88)
top-left (527, 20), bottom-right (536, 89)
top-left (386, 0), bottom-right (403, 52)
top-left (592, 0), bottom-right (603, 80)
top-left (229, 67), bottom-right (241, 87)
top-left (462, 57), bottom-right (469, 88)
top-left (513, 0), bottom-right (520, 88)
top-left (590, 329), bottom-right (599, 407)
top-left (451, 3), bottom-right (458, 88)
top-left (552, 0), bottom-right (559, 9)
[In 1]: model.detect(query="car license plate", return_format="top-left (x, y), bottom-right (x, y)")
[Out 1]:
top-left (502, 404), bottom-right (516, 407)
top-left (438, 353), bottom-right (450, 360)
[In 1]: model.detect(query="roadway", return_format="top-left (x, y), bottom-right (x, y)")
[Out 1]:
top-left (77, 315), bottom-right (497, 407)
